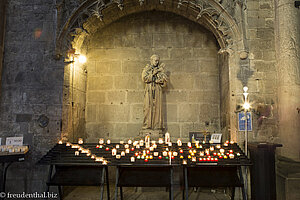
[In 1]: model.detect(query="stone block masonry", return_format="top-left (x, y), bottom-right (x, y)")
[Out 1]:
top-left (85, 11), bottom-right (221, 141)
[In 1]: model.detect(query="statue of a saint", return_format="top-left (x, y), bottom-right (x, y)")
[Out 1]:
top-left (142, 55), bottom-right (168, 130)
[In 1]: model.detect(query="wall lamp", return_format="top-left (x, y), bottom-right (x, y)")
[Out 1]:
top-left (64, 54), bottom-right (87, 64)
top-left (296, 1), bottom-right (300, 8)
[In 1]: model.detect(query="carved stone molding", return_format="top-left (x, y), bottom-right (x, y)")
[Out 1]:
top-left (55, 0), bottom-right (241, 58)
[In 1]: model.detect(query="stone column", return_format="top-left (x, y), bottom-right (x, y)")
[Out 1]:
top-left (275, 0), bottom-right (300, 160)
top-left (0, 0), bottom-right (7, 93)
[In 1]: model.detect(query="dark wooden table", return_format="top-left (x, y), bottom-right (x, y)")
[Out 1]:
top-left (0, 148), bottom-right (29, 193)
top-left (38, 142), bottom-right (250, 200)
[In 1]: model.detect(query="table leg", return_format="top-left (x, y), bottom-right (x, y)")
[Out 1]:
top-left (46, 165), bottom-right (53, 193)
top-left (120, 187), bottom-right (123, 200)
top-left (184, 167), bottom-right (188, 200)
top-left (105, 166), bottom-right (110, 200)
top-left (170, 167), bottom-right (173, 200)
top-left (231, 187), bottom-right (235, 200)
top-left (0, 162), bottom-right (12, 193)
top-left (58, 186), bottom-right (63, 200)
top-left (100, 167), bottom-right (105, 200)
top-left (0, 163), bottom-right (4, 192)
top-left (238, 166), bottom-right (247, 200)
top-left (115, 167), bottom-right (119, 200)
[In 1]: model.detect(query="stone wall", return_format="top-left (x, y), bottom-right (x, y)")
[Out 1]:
top-left (84, 11), bottom-right (221, 142)
top-left (1, 0), bottom-right (300, 198)
top-left (0, 0), bottom-right (6, 91)
top-left (62, 60), bottom-right (87, 143)
top-left (0, 0), bottom-right (64, 192)
top-left (240, 0), bottom-right (279, 143)
top-left (275, 0), bottom-right (300, 161)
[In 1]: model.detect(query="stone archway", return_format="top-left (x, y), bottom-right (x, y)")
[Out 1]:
top-left (57, 0), bottom-right (246, 143)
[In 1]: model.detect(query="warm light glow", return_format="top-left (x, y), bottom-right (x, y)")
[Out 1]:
top-left (158, 138), bottom-right (164, 144)
top-left (78, 138), bottom-right (83, 144)
top-left (112, 148), bottom-right (117, 156)
top-left (165, 132), bottom-right (170, 144)
top-left (243, 102), bottom-right (251, 110)
top-left (243, 86), bottom-right (248, 92)
top-left (78, 55), bottom-right (86, 63)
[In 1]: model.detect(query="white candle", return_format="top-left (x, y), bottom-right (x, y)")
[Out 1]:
top-left (95, 157), bottom-right (102, 162)
top-left (145, 135), bottom-right (150, 148)
top-left (121, 151), bottom-right (125, 156)
top-left (229, 154), bottom-right (235, 159)
top-left (163, 151), bottom-right (168, 157)
top-left (168, 142), bottom-right (172, 146)
top-left (116, 144), bottom-right (120, 149)
top-left (66, 142), bottom-right (71, 146)
top-left (177, 139), bottom-right (182, 146)
top-left (58, 140), bottom-right (63, 144)
top-left (78, 138), bottom-right (83, 144)
top-left (99, 138), bottom-right (104, 144)
top-left (124, 144), bottom-right (129, 149)
top-left (210, 146), bottom-right (214, 151)
top-left (81, 149), bottom-right (89, 154)
top-left (165, 132), bottom-right (170, 144)
top-left (112, 148), bottom-right (117, 156)
top-left (116, 155), bottom-right (121, 159)
top-left (107, 139), bottom-right (111, 144)
top-left (220, 149), bottom-right (225, 154)
top-left (71, 144), bottom-right (79, 149)
top-left (154, 152), bottom-right (159, 156)
top-left (173, 152), bottom-right (178, 157)
top-left (131, 157), bottom-right (135, 162)
top-left (103, 160), bottom-right (107, 165)
top-left (128, 140), bottom-right (132, 144)
top-left (139, 140), bottom-right (144, 146)
top-left (149, 146), bottom-right (154, 151)
top-left (125, 149), bottom-right (130, 154)
top-left (187, 142), bottom-right (192, 148)
top-left (205, 149), bottom-right (210, 154)
top-left (75, 151), bottom-right (79, 156)
top-left (158, 138), bottom-right (164, 144)
top-left (183, 160), bottom-right (187, 165)
top-left (120, 141), bottom-right (124, 144)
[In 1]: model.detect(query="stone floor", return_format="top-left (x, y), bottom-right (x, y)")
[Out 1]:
top-left (61, 186), bottom-right (232, 200)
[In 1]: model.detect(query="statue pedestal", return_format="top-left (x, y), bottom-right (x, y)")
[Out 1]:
top-left (139, 129), bottom-right (163, 139)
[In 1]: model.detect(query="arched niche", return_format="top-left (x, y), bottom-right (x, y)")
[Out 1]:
top-left (58, 0), bottom-right (245, 143)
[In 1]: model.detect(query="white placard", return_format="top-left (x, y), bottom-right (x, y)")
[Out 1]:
top-left (6, 137), bottom-right (23, 146)
top-left (210, 133), bottom-right (222, 143)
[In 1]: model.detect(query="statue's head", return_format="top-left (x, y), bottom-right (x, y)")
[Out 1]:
top-left (150, 54), bottom-right (160, 67)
